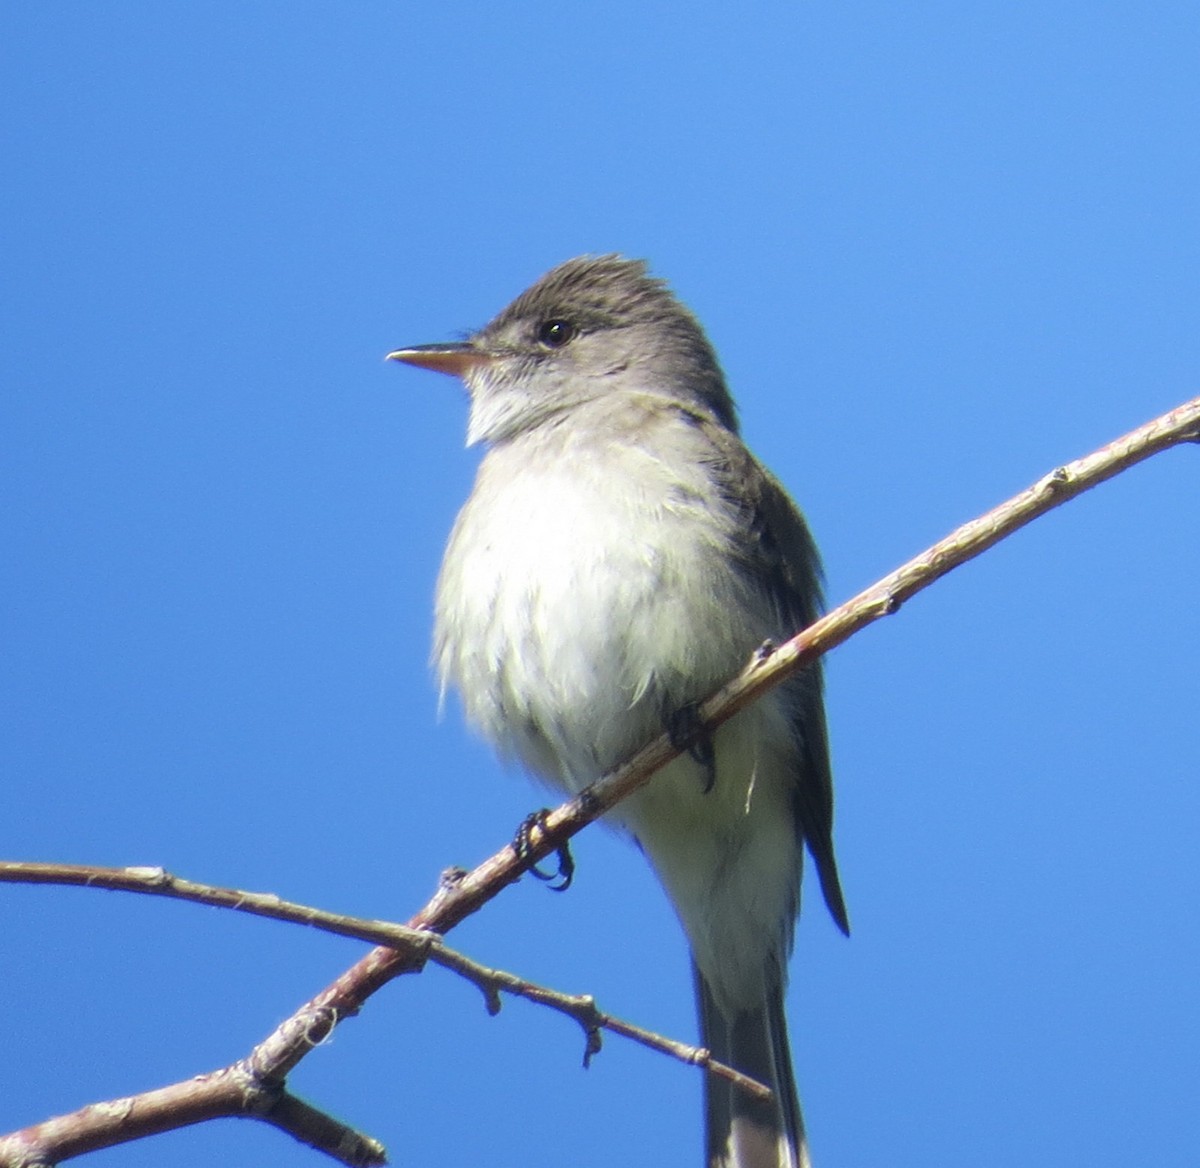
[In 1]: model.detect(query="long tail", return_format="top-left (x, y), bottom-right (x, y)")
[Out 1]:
top-left (695, 965), bottom-right (809, 1168)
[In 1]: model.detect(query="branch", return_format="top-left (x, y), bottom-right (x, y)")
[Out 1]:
top-left (408, 393), bottom-right (1200, 931)
top-left (0, 861), bottom-right (438, 955)
top-left (3, 395), bottom-right (1196, 1165)
top-left (432, 945), bottom-right (772, 1103)
top-left (0, 862), bottom-right (763, 1099)
top-left (0, 1053), bottom-right (387, 1168)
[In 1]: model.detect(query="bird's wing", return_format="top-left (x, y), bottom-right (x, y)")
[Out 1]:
top-left (702, 420), bottom-right (851, 936)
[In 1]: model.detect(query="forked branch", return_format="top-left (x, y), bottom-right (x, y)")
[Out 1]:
top-left (2, 395), bottom-right (1196, 1166)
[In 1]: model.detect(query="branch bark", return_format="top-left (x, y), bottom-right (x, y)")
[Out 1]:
top-left (0, 862), bottom-right (767, 1101)
top-left (406, 393), bottom-right (1200, 931)
top-left (2, 395), bottom-right (1196, 1166)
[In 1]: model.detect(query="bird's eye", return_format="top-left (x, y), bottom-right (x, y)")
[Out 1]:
top-left (537, 319), bottom-right (576, 349)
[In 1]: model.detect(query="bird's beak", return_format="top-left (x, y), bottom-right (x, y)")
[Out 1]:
top-left (385, 343), bottom-right (493, 379)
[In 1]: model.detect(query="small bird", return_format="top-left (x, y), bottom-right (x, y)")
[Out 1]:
top-left (388, 255), bottom-right (847, 1168)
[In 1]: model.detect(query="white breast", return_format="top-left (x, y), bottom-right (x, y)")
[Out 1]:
top-left (434, 423), bottom-right (764, 791)
top-left (431, 414), bottom-right (804, 1008)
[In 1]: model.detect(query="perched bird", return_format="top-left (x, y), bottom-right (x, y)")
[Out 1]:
top-left (388, 255), bottom-right (847, 1168)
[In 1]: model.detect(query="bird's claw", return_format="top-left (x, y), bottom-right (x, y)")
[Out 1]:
top-left (514, 808), bottom-right (575, 891)
top-left (666, 702), bottom-right (717, 794)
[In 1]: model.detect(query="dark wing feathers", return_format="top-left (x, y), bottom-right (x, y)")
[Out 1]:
top-left (704, 423), bottom-right (851, 936)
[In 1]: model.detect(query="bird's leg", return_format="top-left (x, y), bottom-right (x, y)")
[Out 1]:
top-left (513, 808), bottom-right (575, 891)
top-left (666, 701), bottom-right (717, 793)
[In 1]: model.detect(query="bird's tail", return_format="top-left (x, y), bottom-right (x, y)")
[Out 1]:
top-left (695, 965), bottom-right (809, 1168)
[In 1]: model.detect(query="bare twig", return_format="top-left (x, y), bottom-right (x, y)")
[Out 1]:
top-left (0, 1054), bottom-right (387, 1168)
top-left (0, 861), bottom-right (437, 956)
top-left (0, 862), bottom-right (761, 1098)
top-left (3, 395), bottom-right (1196, 1166)
top-left (407, 394), bottom-right (1200, 931)
top-left (431, 944), bottom-right (773, 1103)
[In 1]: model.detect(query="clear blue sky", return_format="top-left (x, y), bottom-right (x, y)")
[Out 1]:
top-left (3, 5), bottom-right (1198, 1166)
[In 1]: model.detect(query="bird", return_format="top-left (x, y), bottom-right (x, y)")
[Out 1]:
top-left (388, 255), bottom-right (847, 1168)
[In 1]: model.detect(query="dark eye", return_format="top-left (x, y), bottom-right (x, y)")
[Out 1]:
top-left (537, 318), bottom-right (576, 349)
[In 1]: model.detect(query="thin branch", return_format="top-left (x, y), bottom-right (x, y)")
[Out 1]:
top-left (407, 393), bottom-right (1200, 933)
top-left (0, 862), bottom-right (761, 1098)
top-left (0, 861), bottom-right (437, 957)
top-left (0, 1058), bottom-right (386, 1168)
top-left (431, 945), bottom-right (773, 1103)
top-left (3, 395), bottom-right (1196, 1166)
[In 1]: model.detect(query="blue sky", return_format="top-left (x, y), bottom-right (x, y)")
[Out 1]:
top-left (2, 4), bottom-right (1198, 1166)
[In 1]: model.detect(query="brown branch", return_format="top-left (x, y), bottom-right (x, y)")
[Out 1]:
top-left (0, 861), bottom-right (438, 956)
top-left (406, 393), bottom-right (1200, 932)
top-left (430, 942), bottom-right (773, 1103)
top-left (0, 1053), bottom-right (387, 1168)
top-left (0, 862), bottom-right (762, 1099)
top-left (3, 394), bottom-right (1196, 1166)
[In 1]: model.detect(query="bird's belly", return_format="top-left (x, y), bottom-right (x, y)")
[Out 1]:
top-left (434, 462), bottom-right (801, 1006)
top-left (435, 462), bottom-right (760, 789)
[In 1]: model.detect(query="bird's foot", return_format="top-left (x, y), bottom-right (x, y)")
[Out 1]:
top-left (666, 702), bottom-right (717, 793)
top-left (513, 808), bottom-right (575, 892)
